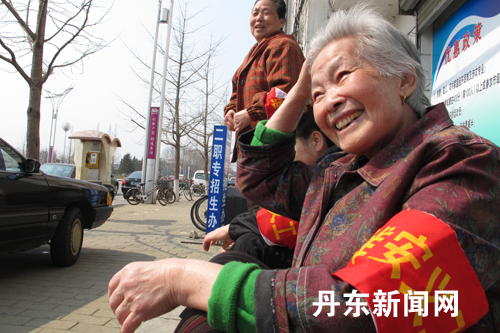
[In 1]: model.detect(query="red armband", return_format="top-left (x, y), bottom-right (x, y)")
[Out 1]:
top-left (256, 208), bottom-right (298, 249)
top-left (264, 88), bottom-right (287, 119)
top-left (333, 209), bottom-right (488, 333)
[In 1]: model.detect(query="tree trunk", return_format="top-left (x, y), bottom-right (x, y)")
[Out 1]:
top-left (26, 0), bottom-right (48, 160)
top-left (26, 85), bottom-right (43, 160)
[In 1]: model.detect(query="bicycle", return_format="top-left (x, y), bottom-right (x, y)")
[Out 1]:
top-left (157, 178), bottom-right (176, 204)
top-left (125, 179), bottom-right (172, 206)
top-left (179, 181), bottom-right (193, 201)
top-left (190, 195), bottom-right (208, 231)
top-left (192, 183), bottom-right (206, 197)
top-left (162, 187), bottom-right (176, 204)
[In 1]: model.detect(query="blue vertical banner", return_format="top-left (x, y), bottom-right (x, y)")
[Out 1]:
top-left (206, 126), bottom-right (232, 233)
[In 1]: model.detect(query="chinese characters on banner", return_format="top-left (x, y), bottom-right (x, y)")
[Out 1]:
top-left (147, 107), bottom-right (159, 159)
top-left (431, 0), bottom-right (500, 145)
top-left (331, 210), bottom-right (488, 332)
top-left (206, 126), bottom-right (231, 233)
top-left (312, 289), bottom-right (458, 319)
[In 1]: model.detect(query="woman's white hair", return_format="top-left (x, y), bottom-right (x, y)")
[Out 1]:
top-left (310, 4), bottom-right (429, 117)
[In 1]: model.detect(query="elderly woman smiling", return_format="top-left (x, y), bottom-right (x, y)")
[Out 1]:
top-left (109, 6), bottom-right (500, 333)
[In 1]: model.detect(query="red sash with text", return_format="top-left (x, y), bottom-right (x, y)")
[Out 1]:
top-left (333, 209), bottom-right (488, 332)
top-left (264, 87), bottom-right (287, 119)
top-left (256, 208), bottom-right (298, 249)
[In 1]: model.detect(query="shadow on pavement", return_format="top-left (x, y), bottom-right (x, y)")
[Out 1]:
top-left (0, 245), bottom-right (155, 333)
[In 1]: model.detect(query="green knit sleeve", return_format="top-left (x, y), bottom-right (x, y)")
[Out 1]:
top-left (251, 120), bottom-right (294, 146)
top-left (207, 261), bottom-right (261, 333)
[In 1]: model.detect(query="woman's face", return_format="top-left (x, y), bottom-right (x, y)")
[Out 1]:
top-left (310, 37), bottom-right (417, 159)
top-left (250, 0), bottom-right (285, 43)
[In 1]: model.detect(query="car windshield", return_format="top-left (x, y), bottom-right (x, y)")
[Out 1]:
top-left (40, 164), bottom-right (74, 178)
top-left (128, 171), bottom-right (142, 179)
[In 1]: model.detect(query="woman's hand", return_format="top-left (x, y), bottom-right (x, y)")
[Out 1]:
top-left (203, 224), bottom-right (234, 251)
top-left (224, 109), bottom-right (236, 131)
top-left (108, 259), bottom-right (183, 333)
top-left (109, 259), bottom-right (223, 333)
top-left (233, 109), bottom-right (252, 135)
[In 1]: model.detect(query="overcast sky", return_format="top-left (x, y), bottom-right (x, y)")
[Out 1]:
top-left (0, 0), bottom-right (256, 160)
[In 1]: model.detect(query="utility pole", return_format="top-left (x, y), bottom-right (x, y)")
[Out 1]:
top-left (142, 0), bottom-right (174, 204)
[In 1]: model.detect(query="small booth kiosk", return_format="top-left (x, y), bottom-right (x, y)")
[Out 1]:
top-left (69, 130), bottom-right (121, 198)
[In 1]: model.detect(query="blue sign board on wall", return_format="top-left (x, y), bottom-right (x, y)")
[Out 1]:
top-left (206, 126), bottom-right (231, 233)
top-left (431, 0), bottom-right (500, 146)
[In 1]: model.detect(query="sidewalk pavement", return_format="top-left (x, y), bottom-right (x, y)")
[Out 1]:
top-left (0, 195), bottom-right (219, 333)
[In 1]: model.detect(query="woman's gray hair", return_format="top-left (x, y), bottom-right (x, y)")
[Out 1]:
top-left (310, 5), bottom-right (429, 117)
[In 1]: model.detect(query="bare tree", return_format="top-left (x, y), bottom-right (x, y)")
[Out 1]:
top-left (0, 0), bottom-right (112, 159)
top-left (120, 0), bottom-right (225, 199)
top-left (160, 1), bottom-right (213, 199)
top-left (187, 36), bottom-right (226, 187)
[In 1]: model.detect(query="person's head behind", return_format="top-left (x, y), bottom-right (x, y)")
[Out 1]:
top-left (310, 4), bottom-right (429, 117)
top-left (295, 105), bottom-right (336, 165)
top-left (250, 0), bottom-right (286, 43)
top-left (309, 5), bottom-right (429, 160)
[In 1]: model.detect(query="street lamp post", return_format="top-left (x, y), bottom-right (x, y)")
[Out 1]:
top-left (154, 1), bottom-right (174, 187)
top-left (142, 0), bottom-right (174, 204)
top-left (62, 122), bottom-right (71, 163)
top-left (46, 87), bottom-right (73, 163)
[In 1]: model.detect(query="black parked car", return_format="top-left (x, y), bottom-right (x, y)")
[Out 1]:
top-left (121, 171), bottom-right (142, 198)
top-left (0, 137), bottom-right (113, 267)
top-left (40, 162), bottom-right (119, 198)
top-left (40, 162), bottom-right (76, 178)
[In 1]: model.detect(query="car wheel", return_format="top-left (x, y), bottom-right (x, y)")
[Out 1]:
top-left (50, 207), bottom-right (84, 267)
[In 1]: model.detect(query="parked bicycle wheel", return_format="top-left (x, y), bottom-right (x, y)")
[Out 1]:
top-left (190, 196), bottom-right (208, 231)
top-left (164, 188), bottom-right (176, 204)
top-left (156, 189), bottom-right (167, 206)
top-left (192, 184), bottom-right (205, 197)
top-left (126, 188), bottom-right (143, 205)
top-left (182, 188), bottom-right (193, 201)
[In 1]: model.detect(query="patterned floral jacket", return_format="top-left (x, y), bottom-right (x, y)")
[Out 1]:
top-left (236, 104), bottom-right (500, 332)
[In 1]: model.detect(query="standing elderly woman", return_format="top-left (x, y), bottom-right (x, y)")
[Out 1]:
top-left (224, 0), bottom-right (304, 162)
top-left (109, 5), bottom-right (500, 333)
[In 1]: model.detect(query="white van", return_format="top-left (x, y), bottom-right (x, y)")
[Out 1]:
top-left (192, 170), bottom-right (209, 186)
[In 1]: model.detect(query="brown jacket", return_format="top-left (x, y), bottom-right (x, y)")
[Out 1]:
top-left (224, 30), bottom-right (304, 162)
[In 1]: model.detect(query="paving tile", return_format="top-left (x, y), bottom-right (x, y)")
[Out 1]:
top-left (24, 318), bottom-right (77, 330)
top-left (16, 309), bottom-right (66, 320)
top-left (92, 308), bottom-right (116, 319)
top-left (68, 322), bottom-right (120, 332)
top-left (60, 313), bottom-right (109, 325)
top-left (12, 301), bottom-right (59, 311)
top-left (37, 328), bottom-right (74, 333)
top-left (0, 324), bottom-right (41, 333)
top-left (0, 315), bottom-right (33, 325)
top-left (0, 306), bottom-right (28, 316)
